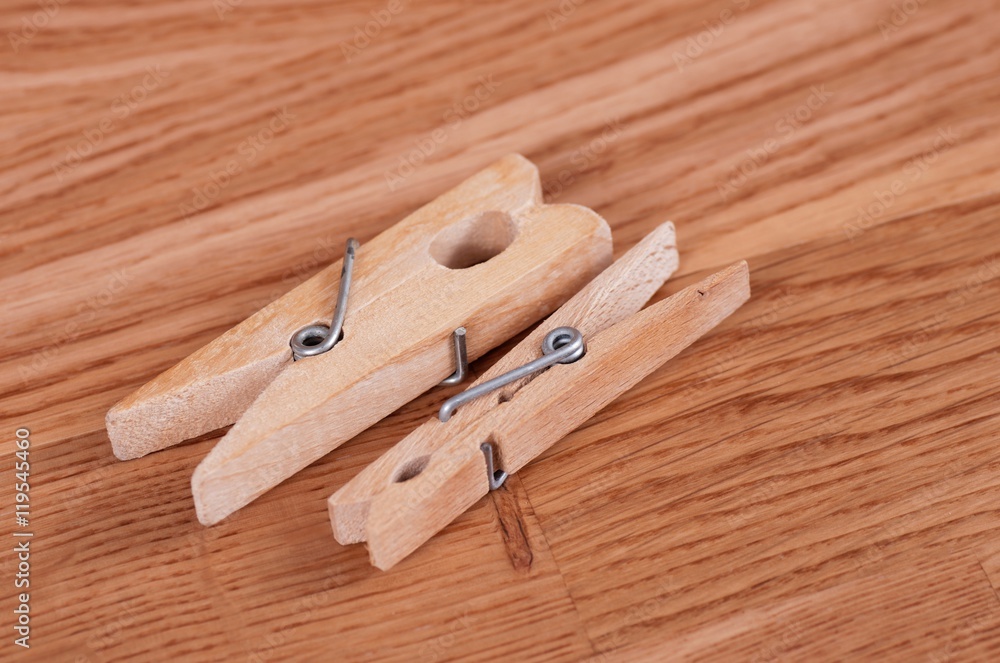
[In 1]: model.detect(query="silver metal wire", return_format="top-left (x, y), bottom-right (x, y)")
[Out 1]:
top-left (289, 239), bottom-right (469, 389)
top-left (290, 238), bottom-right (359, 360)
top-left (438, 326), bottom-right (585, 422)
top-left (440, 328), bottom-right (468, 386)
top-left (480, 442), bottom-right (507, 490)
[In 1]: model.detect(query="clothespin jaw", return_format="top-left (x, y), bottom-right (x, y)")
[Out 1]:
top-left (328, 223), bottom-right (680, 547)
top-left (107, 154), bottom-right (615, 526)
top-left (341, 261), bottom-right (748, 570)
top-left (328, 225), bottom-right (750, 570)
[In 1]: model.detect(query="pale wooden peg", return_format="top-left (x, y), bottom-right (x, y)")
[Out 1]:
top-left (329, 221), bottom-right (680, 545)
top-left (331, 260), bottom-right (750, 570)
top-left (106, 154), bottom-right (614, 526)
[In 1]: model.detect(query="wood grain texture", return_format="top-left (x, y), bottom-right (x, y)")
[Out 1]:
top-left (106, 153), bottom-right (615, 525)
top-left (186, 163), bottom-right (614, 524)
top-left (106, 154), bottom-right (612, 465)
top-left (359, 261), bottom-right (749, 570)
top-left (329, 221), bottom-right (679, 550)
top-left (3, 0), bottom-right (1000, 660)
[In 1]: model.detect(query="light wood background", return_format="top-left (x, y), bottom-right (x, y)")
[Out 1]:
top-left (3, 0), bottom-right (1000, 661)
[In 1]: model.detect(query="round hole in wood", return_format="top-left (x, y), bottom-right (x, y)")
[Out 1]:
top-left (429, 211), bottom-right (516, 269)
top-left (393, 455), bottom-right (430, 483)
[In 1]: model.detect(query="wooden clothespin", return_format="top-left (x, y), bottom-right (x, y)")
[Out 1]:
top-left (106, 154), bottom-right (615, 525)
top-left (328, 224), bottom-right (750, 569)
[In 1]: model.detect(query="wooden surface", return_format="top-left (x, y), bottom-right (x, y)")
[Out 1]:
top-left (107, 153), bottom-right (613, 526)
top-left (356, 261), bottom-right (750, 571)
top-left (2, 0), bottom-right (1000, 660)
top-left (328, 223), bottom-right (687, 569)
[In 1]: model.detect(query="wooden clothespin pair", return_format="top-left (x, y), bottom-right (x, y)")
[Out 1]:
top-left (107, 154), bottom-right (750, 568)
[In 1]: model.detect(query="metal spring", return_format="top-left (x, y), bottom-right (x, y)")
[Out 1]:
top-left (289, 238), bottom-right (469, 387)
top-left (439, 326), bottom-right (585, 491)
top-left (438, 326), bottom-right (585, 422)
top-left (290, 238), bottom-right (359, 361)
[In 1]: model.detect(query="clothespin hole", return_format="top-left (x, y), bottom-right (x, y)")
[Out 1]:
top-left (551, 332), bottom-right (574, 348)
top-left (393, 455), bottom-right (430, 483)
top-left (301, 327), bottom-right (344, 347)
top-left (429, 211), bottom-right (516, 270)
top-left (301, 333), bottom-right (324, 347)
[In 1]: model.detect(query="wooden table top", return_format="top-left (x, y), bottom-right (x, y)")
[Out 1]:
top-left (3, 0), bottom-right (1000, 660)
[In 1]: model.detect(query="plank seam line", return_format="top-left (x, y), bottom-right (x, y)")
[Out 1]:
top-left (516, 479), bottom-right (603, 658)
